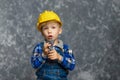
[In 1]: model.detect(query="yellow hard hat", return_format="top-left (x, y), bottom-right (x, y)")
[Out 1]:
top-left (37, 10), bottom-right (62, 31)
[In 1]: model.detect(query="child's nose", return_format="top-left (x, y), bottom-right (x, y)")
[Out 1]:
top-left (48, 28), bottom-right (52, 33)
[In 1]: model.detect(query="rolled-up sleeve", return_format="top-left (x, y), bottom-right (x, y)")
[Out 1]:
top-left (31, 43), bottom-right (46, 69)
top-left (60, 49), bottom-right (75, 71)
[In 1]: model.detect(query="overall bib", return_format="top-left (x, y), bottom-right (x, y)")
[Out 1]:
top-left (36, 46), bottom-right (68, 80)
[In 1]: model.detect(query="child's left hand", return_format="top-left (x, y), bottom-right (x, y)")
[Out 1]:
top-left (48, 50), bottom-right (62, 61)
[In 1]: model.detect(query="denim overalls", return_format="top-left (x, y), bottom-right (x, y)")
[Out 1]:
top-left (36, 45), bottom-right (68, 80)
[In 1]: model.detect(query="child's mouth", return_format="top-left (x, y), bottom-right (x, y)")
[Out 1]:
top-left (48, 35), bottom-right (53, 39)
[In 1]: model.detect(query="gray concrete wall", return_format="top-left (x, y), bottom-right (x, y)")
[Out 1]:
top-left (0, 0), bottom-right (120, 80)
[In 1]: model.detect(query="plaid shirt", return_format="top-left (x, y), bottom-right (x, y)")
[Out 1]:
top-left (31, 40), bottom-right (75, 71)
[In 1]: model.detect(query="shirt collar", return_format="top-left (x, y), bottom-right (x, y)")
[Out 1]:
top-left (56, 39), bottom-right (63, 49)
top-left (44, 39), bottom-right (63, 49)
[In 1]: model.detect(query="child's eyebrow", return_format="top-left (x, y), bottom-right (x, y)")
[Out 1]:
top-left (42, 26), bottom-right (48, 29)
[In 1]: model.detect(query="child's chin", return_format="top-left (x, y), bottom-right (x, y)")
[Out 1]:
top-left (47, 38), bottom-right (54, 40)
top-left (47, 38), bottom-right (52, 40)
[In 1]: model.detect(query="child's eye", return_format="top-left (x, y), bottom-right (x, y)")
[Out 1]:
top-left (52, 26), bottom-right (56, 29)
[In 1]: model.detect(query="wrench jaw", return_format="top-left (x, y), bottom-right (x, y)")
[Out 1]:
top-left (46, 39), bottom-right (55, 51)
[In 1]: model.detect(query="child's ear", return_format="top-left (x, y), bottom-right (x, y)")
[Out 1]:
top-left (59, 28), bottom-right (62, 34)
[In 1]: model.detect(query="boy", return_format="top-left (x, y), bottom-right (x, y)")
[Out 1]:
top-left (31, 10), bottom-right (75, 80)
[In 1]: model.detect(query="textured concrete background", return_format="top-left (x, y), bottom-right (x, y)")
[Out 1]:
top-left (0, 0), bottom-right (120, 80)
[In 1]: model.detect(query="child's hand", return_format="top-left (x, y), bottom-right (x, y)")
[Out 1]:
top-left (48, 50), bottom-right (62, 61)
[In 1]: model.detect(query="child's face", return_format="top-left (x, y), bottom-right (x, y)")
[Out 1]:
top-left (41, 21), bottom-right (62, 41)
